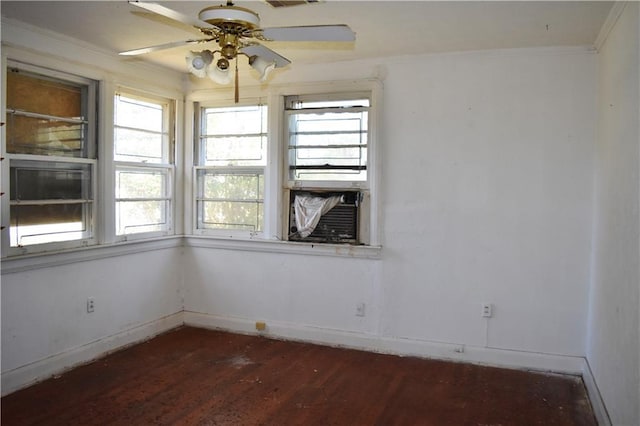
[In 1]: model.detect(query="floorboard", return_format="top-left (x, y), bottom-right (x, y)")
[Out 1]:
top-left (1, 327), bottom-right (596, 425)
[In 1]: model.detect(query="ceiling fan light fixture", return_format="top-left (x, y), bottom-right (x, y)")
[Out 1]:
top-left (125, 1), bottom-right (355, 100)
top-left (208, 60), bottom-right (233, 85)
top-left (249, 55), bottom-right (277, 82)
top-left (216, 58), bottom-right (230, 70)
top-left (186, 50), bottom-right (213, 78)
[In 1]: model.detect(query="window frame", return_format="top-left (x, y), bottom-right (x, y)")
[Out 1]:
top-left (282, 92), bottom-right (373, 246)
top-left (186, 79), bottom-right (382, 252)
top-left (2, 61), bottom-right (99, 256)
top-left (114, 164), bottom-right (174, 238)
top-left (192, 99), bottom-right (269, 239)
top-left (284, 92), bottom-right (371, 189)
top-left (113, 89), bottom-right (176, 241)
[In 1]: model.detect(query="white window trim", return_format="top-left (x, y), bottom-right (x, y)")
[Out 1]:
top-left (100, 81), bottom-right (184, 246)
top-left (278, 80), bottom-right (381, 247)
top-left (193, 165), bottom-right (265, 238)
top-left (1, 236), bottom-right (183, 275)
top-left (114, 163), bottom-right (175, 241)
top-left (190, 97), bottom-right (270, 239)
top-left (185, 78), bottom-right (383, 251)
top-left (1, 60), bottom-right (100, 256)
top-left (1, 74), bottom-right (381, 263)
top-left (184, 235), bottom-right (381, 259)
top-left (284, 92), bottom-right (371, 190)
top-left (112, 87), bottom-right (177, 243)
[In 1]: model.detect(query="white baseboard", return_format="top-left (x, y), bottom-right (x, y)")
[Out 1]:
top-left (1, 311), bottom-right (184, 396)
top-left (4, 310), bottom-right (602, 419)
top-left (582, 360), bottom-right (612, 426)
top-left (184, 311), bottom-right (586, 375)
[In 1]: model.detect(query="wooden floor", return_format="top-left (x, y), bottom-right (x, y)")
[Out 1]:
top-left (2, 327), bottom-right (596, 426)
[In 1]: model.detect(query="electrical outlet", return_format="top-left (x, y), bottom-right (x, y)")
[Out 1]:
top-left (356, 302), bottom-right (366, 317)
top-left (87, 297), bottom-right (95, 313)
top-left (482, 303), bottom-right (492, 318)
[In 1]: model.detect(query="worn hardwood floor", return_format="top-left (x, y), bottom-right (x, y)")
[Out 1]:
top-left (2, 327), bottom-right (596, 425)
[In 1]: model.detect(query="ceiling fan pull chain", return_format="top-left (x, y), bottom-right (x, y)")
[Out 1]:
top-left (235, 58), bottom-right (239, 104)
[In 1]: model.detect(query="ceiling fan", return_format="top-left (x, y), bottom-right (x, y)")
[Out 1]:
top-left (120, 1), bottom-right (356, 101)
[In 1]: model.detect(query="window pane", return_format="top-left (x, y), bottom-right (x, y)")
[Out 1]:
top-left (203, 173), bottom-right (263, 200)
top-left (10, 203), bottom-right (90, 247)
top-left (115, 96), bottom-right (163, 132)
top-left (291, 133), bottom-right (367, 149)
top-left (287, 98), bottom-right (368, 183)
top-left (201, 201), bottom-right (263, 231)
top-left (116, 200), bottom-right (168, 235)
top-left (114, 94), bottom-right (168, 164)
top-left (203, 105), bottom-right (267, 135)
top-left (114, 128), bottom-right (165, 163)
top-left (116, 170), bottom-right (166, 199)
top-left (6, 115), bottom-right (85, 157)
top-left (9, 161), bottom-right (93, 246)
top-left (201, 105), bottom-right (267, 167)
top-left (6, 70), bottom-right (89, 158)
top-left (204, 136), bottom-right (266, 166)
top-left (293, 113), bottom-right (368, 134)
top-left (293, 146), bottom-right (367, 162)
top-left (10, 162), bottom-right (92, 201)
top-left (7, 70), bottom-right (83, 118)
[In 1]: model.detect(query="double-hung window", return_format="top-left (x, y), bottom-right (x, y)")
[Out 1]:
top-left (4, 65), bottom-right (97, 252)
top-left (195, 103), bottom-right (267, 235)
top-left (284, 93), bottom-right (371, 245)
top-left (114, 92), bottom-right (174, 237)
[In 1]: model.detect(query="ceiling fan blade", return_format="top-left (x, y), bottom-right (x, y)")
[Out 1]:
top-left (120, 39), bottom-right (211, 56)
top-left (128, 1), bottom-right (216, 29)
top-left (240, 44), bottom-right (291, 68)
top-left (261, 25), bottom-right (355, 42)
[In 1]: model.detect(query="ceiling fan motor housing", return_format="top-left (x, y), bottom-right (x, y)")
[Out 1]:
top-left (198, 5), bottom-right (260, 30)
top-left (219, 33), bottom-right (239, 59)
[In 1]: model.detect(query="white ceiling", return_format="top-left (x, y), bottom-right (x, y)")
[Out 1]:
top-left (1, 1), bottom-right (613, 73)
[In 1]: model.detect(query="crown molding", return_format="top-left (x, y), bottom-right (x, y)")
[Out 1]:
top-left (1, 17), bottom-right (184, 92)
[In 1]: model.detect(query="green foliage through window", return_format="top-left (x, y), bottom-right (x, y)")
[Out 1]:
top-left (197, 104), bottom-right (267, 232)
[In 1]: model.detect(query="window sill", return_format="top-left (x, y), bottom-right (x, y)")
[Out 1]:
top-left (1, 235), bottom-right (381, 274)
top-left (184, 236), bottom-right (382, 259)
top-left (1, 236), bottom-right (183, 274)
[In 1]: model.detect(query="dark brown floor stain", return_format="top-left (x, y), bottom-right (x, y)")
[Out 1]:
top-left (1, 326), bottom-right (596, 425)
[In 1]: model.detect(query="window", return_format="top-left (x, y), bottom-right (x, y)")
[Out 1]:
top-left (284, 93), bottom-right (371, 245)
top-left (195, 104), bottom-right (267, 234)
top-left (4, 65), bottom-right (97, 250)
top-left (114, 93), bottom-right (174, 236)
top-left (286, 95), bottom-right (369, 183)
top-left (188, 82), bottom-right (379, 251)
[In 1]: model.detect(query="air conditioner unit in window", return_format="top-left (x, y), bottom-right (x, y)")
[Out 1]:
top-left (288, 190), bottom-right (360, 244)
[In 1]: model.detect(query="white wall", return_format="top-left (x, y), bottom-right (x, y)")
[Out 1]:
top-left (0, 19), bottom-right (187, 395)
top-left (588, 3), bottom-right (640, 425)
top-left (1, 245), bottom-right (184, 394)
top-left (0, 12), bottom-right (604, 403)
top-left (184, 47), bottom-right (597, 367)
